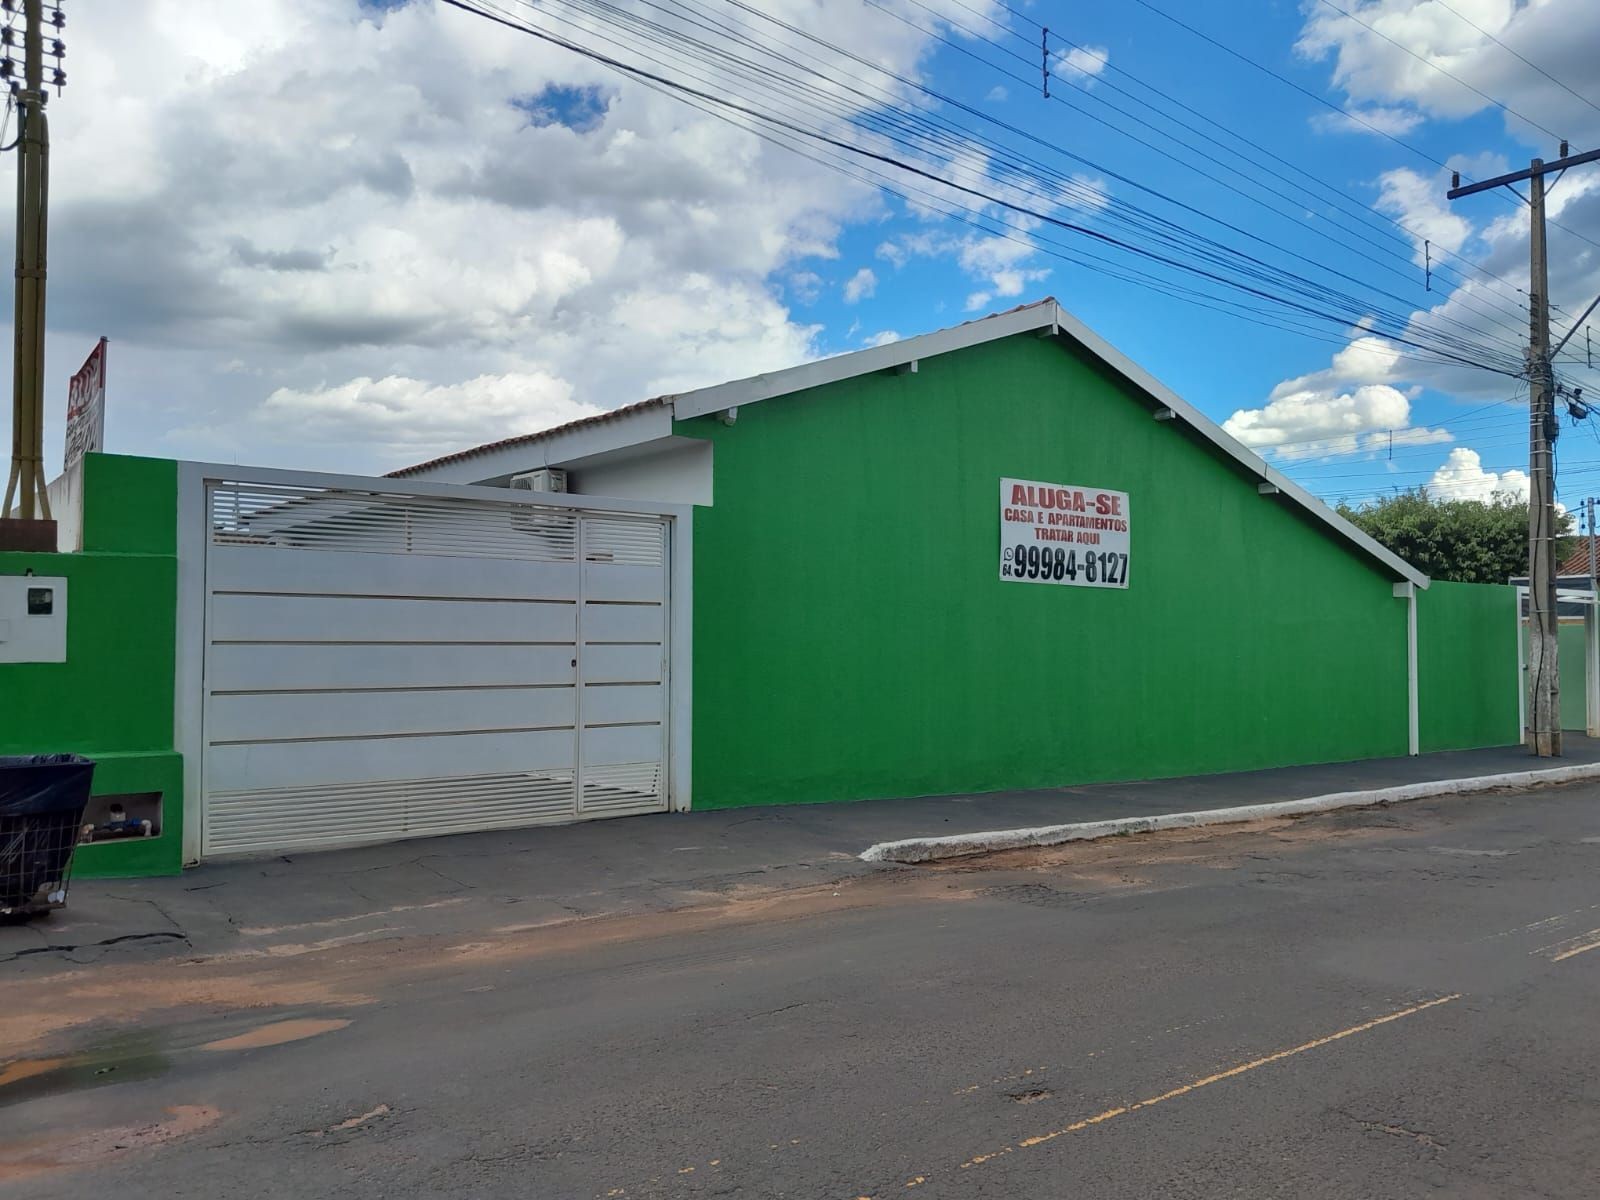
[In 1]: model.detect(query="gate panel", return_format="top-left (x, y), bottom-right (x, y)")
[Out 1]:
top-left (579, 516), bottom-right (670, 816)
top-left (200, 481), bottom-right (672, 857)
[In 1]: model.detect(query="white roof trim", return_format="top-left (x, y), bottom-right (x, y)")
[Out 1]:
top-left (671, 299), bottom-right (1424, 588)
top-left (411, 299), bottom-right (1425, 587)
top-left (1046, 306), bottom-right (1428, 589)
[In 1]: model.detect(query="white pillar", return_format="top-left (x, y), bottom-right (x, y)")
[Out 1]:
top-left (1395, 582), bottom-right (1419, 756)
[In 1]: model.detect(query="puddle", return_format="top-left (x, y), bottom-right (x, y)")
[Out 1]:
top-left (0, 1059), bottom-right (70, 1089)
top-left (201, 1017), bottom-right (350, 1052)
top-left (0, 1035), bottom-right (172, 1109)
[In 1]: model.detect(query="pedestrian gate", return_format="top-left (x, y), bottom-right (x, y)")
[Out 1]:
top-left (199, 478), bottom-right (672, 857)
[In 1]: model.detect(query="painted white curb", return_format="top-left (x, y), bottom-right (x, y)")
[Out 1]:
top-left (859, 762), bottom-right (1600, 864)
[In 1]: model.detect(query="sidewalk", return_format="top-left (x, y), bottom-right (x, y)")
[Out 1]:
top-left (6, 738), bottom-right (1597, 971)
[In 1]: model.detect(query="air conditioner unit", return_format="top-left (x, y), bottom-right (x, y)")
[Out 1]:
top-left (509, 467), bottom-right (567, 493)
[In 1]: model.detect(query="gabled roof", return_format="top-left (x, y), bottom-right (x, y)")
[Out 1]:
top-left (390, 298), bottom-right (1428, 588)
top-left (1558, 543), bottom-right (1597, 577)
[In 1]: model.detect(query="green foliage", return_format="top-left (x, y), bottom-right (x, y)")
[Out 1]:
top-left (1337, 488), bottom-right (1574, 584)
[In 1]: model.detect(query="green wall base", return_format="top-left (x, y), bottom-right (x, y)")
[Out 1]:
top-left (69, 751), bottom-right (185, 879)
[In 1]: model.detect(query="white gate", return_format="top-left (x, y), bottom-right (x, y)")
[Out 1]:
top-left (198, 478), bottom-right (672, 857)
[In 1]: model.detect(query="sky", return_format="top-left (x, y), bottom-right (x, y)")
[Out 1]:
top-left (5, 0), bottom-right (1600, 510)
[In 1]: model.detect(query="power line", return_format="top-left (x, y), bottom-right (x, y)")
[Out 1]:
top-left (882, 0), bottom-right (1535, 346)
top-left (1120, 0), bottom-right (1600, 256)
top-left (935, 0), bottom-right (1535, 318)
top-left (466, 0), bottom-right (1526, 374)
top-left (851, 0), bottom-right (1529, 364)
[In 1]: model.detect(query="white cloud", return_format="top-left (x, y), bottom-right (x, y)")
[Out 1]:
top-left (957, 235), bottom-right (1050, 297)
top-left (985, 85), bottom-right (1008, 103)
top-left (2, 0), bottom-right (975, 474)
top-left (864, 330), bottom-right (901, 347)
top-left (260, 372), bottom-right (599, 458)
top-left (1293, 1), bottom-right (1600, 407)
top-left (1310, 104), bottom-right (1425, 137)
top-left (876, 230), bottom-right (1051, 306)
top-left (1060, 173), bottom-right (1111, 214)
top-left (1374, 167), bottom-right (1472, 265)
top-left (1427, 447), bottom-right (1530, 502)
top-left (1296, 0), bottom-right (1600, 141)
top-left (1055, 45), bottom-right (1109, 87)
top-left (1225, 335), bottom-right (1449, 459)
top-left (843, 266), bottom-right (878, 303)
top-left (1227, 381), bottom-right (1416, 456)
top-left (788, 270), bottom-right (823, 304)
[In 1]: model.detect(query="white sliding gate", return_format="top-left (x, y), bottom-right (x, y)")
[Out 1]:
top-left (193, 473), bottom-right (679, 858)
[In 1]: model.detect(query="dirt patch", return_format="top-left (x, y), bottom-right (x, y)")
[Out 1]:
top-left (0, 971), bottom-right (373, 1054)
top-left (0, 1057), bottom-right (71, 1090)
top-left (446, 871), bottom-right (979, 968)
top-left (0, 1104), bottom-right (220, 1183)
top-left (201, 1017), bottom-right (351, 1052)
top-left (0, 872), bottom-right (973, 1060)
top-left (314, 1103), bottom-right (392, 1136)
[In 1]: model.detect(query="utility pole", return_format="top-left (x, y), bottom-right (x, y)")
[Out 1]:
top-left (1589, 496), bottom-right (1596, 591)
top-left (0, 0), bottom-right (60, 534)
top-left (1450, 144), bottom-right (1600, 757)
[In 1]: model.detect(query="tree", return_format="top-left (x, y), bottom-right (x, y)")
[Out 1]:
top-left (1336, 489), bottom-right (1575, 584)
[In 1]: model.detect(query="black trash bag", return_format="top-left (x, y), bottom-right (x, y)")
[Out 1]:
top-left (0, 754), bottom-right (96, 911)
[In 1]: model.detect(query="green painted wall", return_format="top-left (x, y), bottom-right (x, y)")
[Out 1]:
top-left (1559, 621), bottom-right (1586, 732)
top-left (1416, 581), bottom-right (1518, 752)
top-left (0, 453), bottom-right (182, 876)
top-left (677, 334), bottom-right (1413, 809)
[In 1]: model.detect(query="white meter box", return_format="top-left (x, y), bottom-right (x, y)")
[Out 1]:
top-left (0, 575), bottom-right (67, 662)
top-left (999, 478), bottom-right (1130, 588)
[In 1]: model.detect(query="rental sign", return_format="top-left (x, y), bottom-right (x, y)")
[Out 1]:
top-left (999, 477), bottom-right (1130, 588)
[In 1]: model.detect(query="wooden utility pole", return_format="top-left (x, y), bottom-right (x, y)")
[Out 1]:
top-left (2, 0), bottom-right (50, 524)
top-left (1449, 144), bottom-right (1600, 756)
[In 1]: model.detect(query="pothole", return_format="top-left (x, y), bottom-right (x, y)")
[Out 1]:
top-left (1008, 1088), bottom-right (1054, 1104)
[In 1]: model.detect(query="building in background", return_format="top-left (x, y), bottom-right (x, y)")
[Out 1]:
top-left (0, 300), bottom-right (1523, 875)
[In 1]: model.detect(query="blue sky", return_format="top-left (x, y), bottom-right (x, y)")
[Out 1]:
top-left (8, 0), bottom-right (1599, 507)
top-left (765, 0), bottom-right (1599, 510)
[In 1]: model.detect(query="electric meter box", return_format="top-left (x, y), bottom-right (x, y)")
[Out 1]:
top-left (0, 575), bottom-right (67, 663)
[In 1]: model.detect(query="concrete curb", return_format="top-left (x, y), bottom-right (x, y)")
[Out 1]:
top-left (858, 762), bottom-right (1600, 864)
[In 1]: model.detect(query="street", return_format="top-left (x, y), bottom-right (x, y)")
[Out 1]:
top-left (4, 785), bottom-right (1600, 1198)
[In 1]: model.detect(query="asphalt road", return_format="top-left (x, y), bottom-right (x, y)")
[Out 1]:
top-left (4, 785), bottom-right (1600, 1198)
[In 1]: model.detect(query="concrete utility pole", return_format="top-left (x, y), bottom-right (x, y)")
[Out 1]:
top-left (1449, 144), bottom-right (1600, 757)
top-left (1589, 496), bottom-right (1596, 590)
top-left (1, 0), bottom-right (51, 526)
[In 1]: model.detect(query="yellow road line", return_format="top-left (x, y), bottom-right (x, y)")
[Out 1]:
top-left (1533, 926), bottom-right (1600, 959)
top-left (1553, 936), bottom-right (1600, 962)
top-left (958, 994), bottom-right (1461, 1168)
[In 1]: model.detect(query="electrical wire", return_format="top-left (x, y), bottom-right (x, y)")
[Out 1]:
top-left (945, 0), bottom-right (1537, 323)
top-left (1117, 0), bottom-right (1600, 256)
top-left (468, 0), bottom-right (1529, 375)
top-left (444, 0), bottom-right (1578, 518)
top-left (863, 0), bottom-right (1531, 362)
top-left (1429, 0), bottom-right (1600, 117)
